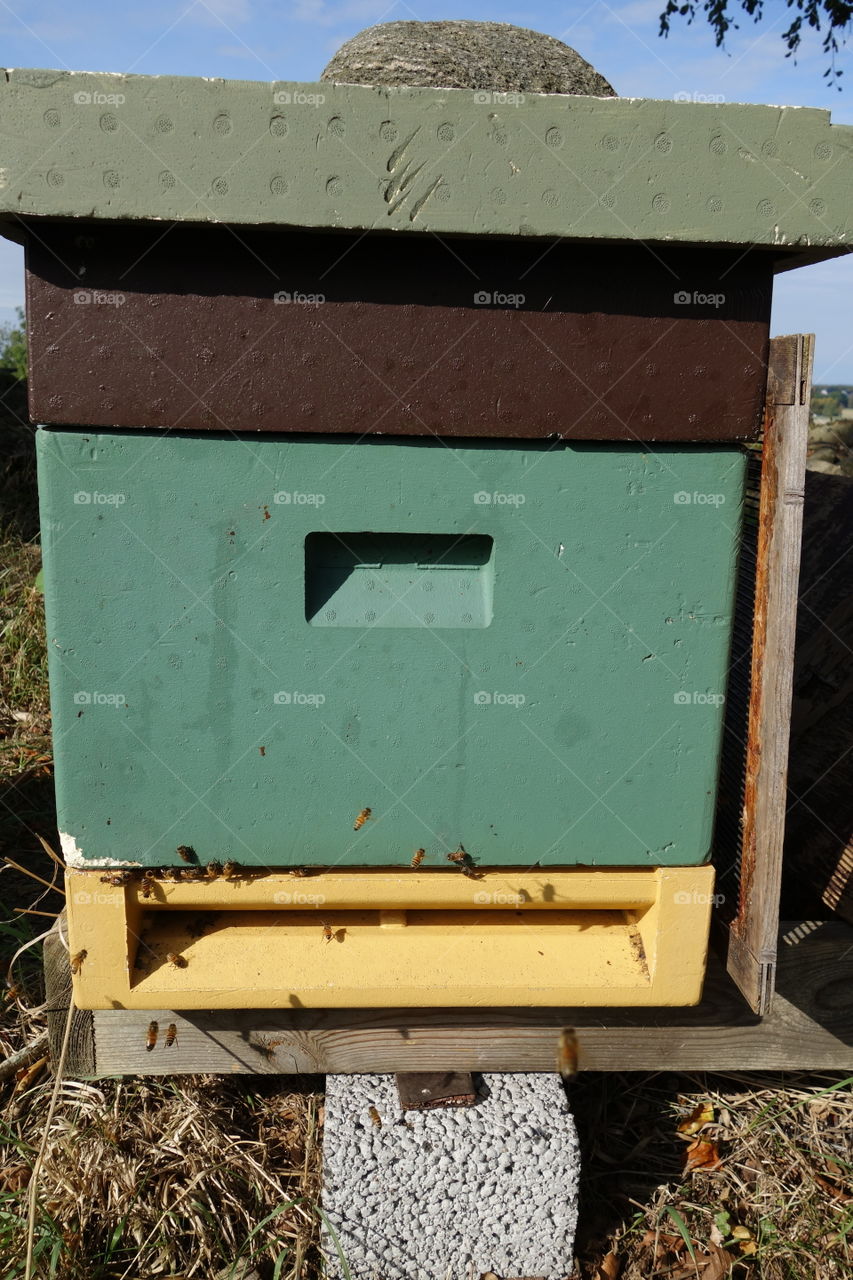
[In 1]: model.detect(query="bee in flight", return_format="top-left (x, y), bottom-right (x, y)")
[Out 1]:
top-left (322, 922), bottom-right (346, 944)
top-left (411, 848), bottom-right (426, 868)
top-left (447, 845), bottom-right (469, 865)
top-left (70, 950), bottom-right (87, 975)
top-left (146, 1021), bottom-right (159, 1052)
top-left (176, 845), bottom-right (196, 863)
top-left (165, 1023), bottom-right (178, 1048)
top-left (353, 808), bottom-right (372, 831)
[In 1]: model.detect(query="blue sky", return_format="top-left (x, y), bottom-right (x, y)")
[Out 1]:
top-left (0, 0), bottom-right (850, 381)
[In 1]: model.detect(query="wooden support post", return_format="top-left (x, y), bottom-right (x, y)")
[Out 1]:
top-left (722, 334), bottom-right (814, 1014)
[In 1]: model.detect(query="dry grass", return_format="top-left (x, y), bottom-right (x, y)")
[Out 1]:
top-left (0, 514), bottom-right (851, 1280)
top-left (571, 1071), bottom-right (853, 1278)
top-left (1, 1070), bottom-right (325, 1278)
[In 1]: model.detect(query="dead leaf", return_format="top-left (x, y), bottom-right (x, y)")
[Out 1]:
top-left (813, 1172), bottom-right (852, 1203)
top-left (701, 1242), bottom-right (739, 1279)
top-left (0, 1162), bottom-right (31, 1192)
top-left (13, 1055), bottom-right (48, 1095)
top-left (678, 1099), bottom-right (715, 1136)
top-left (639, 1230), bottom-right (689, 1262)
top-left (683, 1137), bottom-right (723, 1172)
top-left (594, 1252), bottom-right (622, 1279)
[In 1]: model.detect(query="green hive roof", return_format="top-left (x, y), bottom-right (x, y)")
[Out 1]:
top-left (0, 68), bottom-right (850, 268)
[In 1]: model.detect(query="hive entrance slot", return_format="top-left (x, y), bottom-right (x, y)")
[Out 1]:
top-left (305, 532), bottom-right (495, 627)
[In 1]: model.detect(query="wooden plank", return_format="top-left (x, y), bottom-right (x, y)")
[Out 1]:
top-left (43, 920), bottom-right (94, 1076)
top-left (91, 921), bottom-right (853, 1074)
top-left (724, 335), bottom-right (813, 1013)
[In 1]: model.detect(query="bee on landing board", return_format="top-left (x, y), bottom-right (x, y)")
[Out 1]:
top-left (368, 1106), bottom-right (382, 1128)
top-left (146, 1020), bottom-right (159, 1052)
top-left (222, 861), bottom-right (240, 880)
top-left (166, 952), bottom-right (188, 969)
top-left (206, 860), bottom-right (223, 879)
top-left (353, 808), bottom-right (372, 831)
top-left (140, 872), bottom-right (156, 899)
top-left (70, 950), bottom-right (87, 975)
top-left (100, 871), bottom-right (132, 886)
top-left (411, 848), bottom-right (426, 868)
top-left (322, 922), bottom-right (346, 944)
top-left (165, 1022), bottom-right (178, 1048)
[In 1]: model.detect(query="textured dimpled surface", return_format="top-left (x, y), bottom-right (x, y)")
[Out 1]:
top-left (321, 19), bottom-right (616, 95)
top-left (322, 1072), bottom-right (580, 1278)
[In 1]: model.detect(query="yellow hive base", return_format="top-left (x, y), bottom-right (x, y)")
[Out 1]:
top-left (65, 866), bottom-right (715, 1009)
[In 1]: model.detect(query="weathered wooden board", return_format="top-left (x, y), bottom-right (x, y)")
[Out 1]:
top-left (86, 922), bottom-right (853, 1074)
top-left (718, 335), bottom-right (813, 1014)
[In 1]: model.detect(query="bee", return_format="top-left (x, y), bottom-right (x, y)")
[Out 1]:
top-left (322, 923), bottom-right (346, 944)
top-left (165, 1022), bottom-right (178, 1048)
top-left (411, 848), bottom-right (426, 868)
top-left (140, 872), bottom-right (156, 899)
top-left (368, 1106), bottom-right (382, 1128)
top-left (180, 867), bottom-right (205, 881)
top-left (206, 860), bottom-right (223, 879)
top-left (165, 866), bottom-right (182, 883)
top-left (166, 952), bottom-right (187, 969)
top-left (99, 871), bottom-right (132, 886)
top-left (556, 1027), bottom-right (578, 1082)
top-left (146, 1021), bottom-right (159, 1051)
top-left (176, 845), bottom-right (196, 863)
top-left (70, 950), bottom-right (87, 975)
top-left (447, 845), bottom-right (469, 865)
top-left (288, 867), bottom-right (307, 878)
top-left (353, 808), bottom-right (372, 831)
top-left (222, 860), bottom-right (240, 880)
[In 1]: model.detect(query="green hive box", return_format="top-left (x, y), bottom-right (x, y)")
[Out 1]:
top-left (37, 431), bottom-right (745, 868)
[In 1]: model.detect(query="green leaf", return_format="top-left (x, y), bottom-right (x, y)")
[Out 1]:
top-left (665, 1206), bottom-right (698, 1263)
